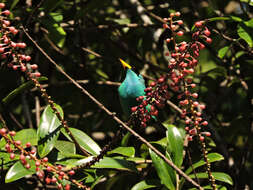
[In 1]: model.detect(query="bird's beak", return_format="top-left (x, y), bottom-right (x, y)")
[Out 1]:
top-left (119, 58), bottom-right (132, 69)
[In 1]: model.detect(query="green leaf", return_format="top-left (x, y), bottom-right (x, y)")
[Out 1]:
top-left (5, 160), bottom-right (38, 183)
top-left (10, 0), bottom-right (19, 10)
top-left (240, 0), bottom-right (253, 6)
top-left (189, 172), bottom-right (233, 185)
top-left (37, 104), bottom-right (63, 158)
top-left (244, 19), bottom-right (253, 28)
top-left (55, 140), bottom-right (76, 154)
top-left (92, 157), bottom-right (138, 172)
top-left (207, 17), bottom-right (231, 22)
top-left (0, 129), bottom-right (37, 149)
top-left (61, 128), bottom-right (101, 155)
top-left (237, 24), bottom-right (253, 47)
top-left (149, 149), bottom-right (175, 190)
top-left (41, 13), bottom-right (66, 48)
top-left (131, 179), bottom-right (161, 190)
top-left (1, 77), bottom-right (48, 106)
top-left (107, 147), bottom-right (135, 157)
top-left (165, 124), bottom-right (184, 167)
top-left (218, 46), bottom-right (230, 59)
top-left (185, 153), bottom-right (224, 175)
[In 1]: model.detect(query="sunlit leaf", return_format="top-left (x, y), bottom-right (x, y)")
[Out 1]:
top-left (37, 104), bottom-right (63, 157)
top-left (61, 128), bottom-right (101, 155)
top-left (149, 149), bottom-right (175, 190)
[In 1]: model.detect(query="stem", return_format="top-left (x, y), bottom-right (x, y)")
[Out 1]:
top-left (22, 27), bottom-right (203, 189)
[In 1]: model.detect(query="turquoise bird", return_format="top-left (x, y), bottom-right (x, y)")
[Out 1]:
top-left (118, 59), bottom-right (146, 117)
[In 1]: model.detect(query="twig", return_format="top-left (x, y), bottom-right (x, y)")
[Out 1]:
top-left (35, 96), bottom-right (40, 127)
top-left (22, 27), bottom-right (203, 190)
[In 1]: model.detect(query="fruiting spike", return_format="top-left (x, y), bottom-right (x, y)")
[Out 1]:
top-left (119, 58), bottom-right (132, 69)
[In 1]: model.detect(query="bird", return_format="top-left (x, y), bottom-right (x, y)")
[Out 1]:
top-left (118, 59), bottom-right (146, 117)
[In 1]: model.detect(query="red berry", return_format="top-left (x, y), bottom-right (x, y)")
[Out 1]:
top-left (0, 3), bottom-right (5, 8)
top-left (45, 177), bottom-right (51, 184)
top-left (177, 20), bottom-right (183, 25)
top-left (37, 171), bottom-right (44, 179)
top-left (175, 12), bottom-right (181, 17)
top-left (195, 21), bottom-right (203, 27)
top-left (187, 136), bottom-right (193, 141)
top-left (177, 31), bottom-right (184, 36)
top-left (206, 37), bottom-right (212, 44)
top-left (20, 154), bottom-right (26, 161)
top-left (201, 121), bottom-right (208, 126)
top-left (25, 163), bottom-right (31, 169)
top-left (25, 56), bottom-right (31, 61)
top-left (131, 106), bottom-right (137, 112)
top-left (199, 136), bottom-right (205, 141)
top-left (192, 93), bottom-right (198, 98)
top-left (57, 184), bottom-right (62, 190)
top-left (35, 160), bottom-right (41, 167)
top-left (51, 177), bottom-right (57, 183)
top-left (163, 24), bottom-right (169, 29)
top-left (46, 166), bottom-right (52, 172)
top-left (68, 170), bottom-right (75, 176)
top-left (10, 153), bottom-right (15, 160)
top-left (42, 157), bottom-right (48, 162)
top-left (9, 131), bottom-right (16, 136)
top-left (204, 28), bottom-right (211, 36)
top-left (26, 142), bottom-right (31, 148)
top-left (190, 83), bottom-right (196, 88)
top-left (150, 81), bottom-right (156, 87)
top-left (59, 171), bottom-right (65, 176)
top-left (2, 10), bottom-right (10, 16)
top-left (65, 184), bottom-right (71, 190)
top-left (199, 104), bottom-right (206, 110)
top-left (30, 149), bottom-right (36, 154)
top-left (0, 128), bottom-right (7, 135)
top-left (15, 140), bottom-right (21, 146)
top-left (21, 66), bottom-right (26, 72)
top-left (158, 77), bottom-right (165, 83)
top-left (189, 128), bottom-right (197, 135)
top-left (31, 64), bottom-right (38, 70)
top-left (34, 72), bottom-right (41, 77)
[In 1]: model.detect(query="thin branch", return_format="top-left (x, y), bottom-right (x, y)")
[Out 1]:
top-left (22, 27), bottom-right (203, 190)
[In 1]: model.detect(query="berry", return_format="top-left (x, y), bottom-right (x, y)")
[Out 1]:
top-left (199, 136), bottom-right (205, 141)
top-left (15, 140), bottom-right (21, 146)
top-left (46, 166), bottom-right (52, 172)
top-left (195, 21), bottom-right (203, 27)
top-left (2, 10), bottom-right (10, 16)
top-left (10, 153), bottom-right (15, 160)
top-left (206, 37), bottom-right (212, 44)
top-left (201, 121), bottom-right (208, 126)
top-left (35, 160), bottom-right (41, 167)
top-left (51, 177), bottom-right (57, 183)
top-left (0, 128), bottom-right (7, 135)
top-left (177, 31), bottom-right (184, 36)
top-left (45, 177), bottom-right (51, 184)
top-left (0, 3), bottom-right (5, 8)
top-left (26, 142), bottom-right (31, 148)
top-left (68, 170), bottom-right (75, 176)
top-left (65, 184), bottom-right (71, 190)
top-left (131, 106), bottom-right (137, 112)
top-left (42, 157), bottom-right (48, 162)
top-left (9, 131), bottom-right (16, 136)
top-left (25, 163), bottom-right (31, 169)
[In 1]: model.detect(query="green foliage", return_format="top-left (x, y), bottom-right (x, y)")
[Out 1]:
top-left (37, 104), bottom-right (63, 157)
top-left (0, 0), bottom-right (252, 189)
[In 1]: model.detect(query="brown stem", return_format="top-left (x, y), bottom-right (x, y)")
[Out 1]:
top-left (22, 27), bottom-right (203, 189)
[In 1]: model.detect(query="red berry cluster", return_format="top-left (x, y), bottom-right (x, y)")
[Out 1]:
top-left (0, 3), bottom-right (40, 77)
top-left (130, 76), bottom-right (169, 127)
top-left (130, 12), bottom-right (212, 142)
top-left (0, 128), bottom-right (78, 190)
top-left (165, 13), bottom-right (212, 142)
